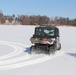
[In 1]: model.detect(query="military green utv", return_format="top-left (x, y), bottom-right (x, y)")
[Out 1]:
top-left (30, 25), bottom-right (61, 54)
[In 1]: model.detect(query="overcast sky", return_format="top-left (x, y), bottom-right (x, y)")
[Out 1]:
top-left (0, 0), bottom-right (76, 19)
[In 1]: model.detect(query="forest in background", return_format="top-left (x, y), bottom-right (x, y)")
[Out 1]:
top-left (0, 11), bottom-right (76, 26)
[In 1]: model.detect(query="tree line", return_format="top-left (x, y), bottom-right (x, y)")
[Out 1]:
top-left (0, 11), bottom-right (76, 26)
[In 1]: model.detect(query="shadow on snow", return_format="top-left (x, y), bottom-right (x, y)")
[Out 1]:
top-left (67, 53), bottom-right (76, 58)
top-left (24, 47), bottom-right (30, 53)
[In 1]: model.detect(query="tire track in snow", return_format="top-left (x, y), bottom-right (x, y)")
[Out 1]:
top-left (0, 41), bottom-right (64, 70)
top-left (0, 41), bottom-right (23, 60)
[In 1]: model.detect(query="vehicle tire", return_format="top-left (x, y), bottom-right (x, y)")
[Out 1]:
top-left (53, 41), bottom-right (57, 51)
top-left (29, 46), bottom-right (35, 54)
top-left (47, 46), bottom-right (54, 55)
top-left (57, 43), bottom-right (61, 50)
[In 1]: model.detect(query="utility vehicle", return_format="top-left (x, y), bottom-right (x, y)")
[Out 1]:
top-left (30, 25), bottom-right (61, 54)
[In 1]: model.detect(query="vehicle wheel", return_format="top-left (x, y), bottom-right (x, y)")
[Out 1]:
top-left (29, 46), bottom-right (35, 54)
top-left (48, 46), bottom-right (55, 55)
top-left (51, 47), bottom-right (55, 54)
top-left (57, 43), bottom-right (61, 50)
top-left (53, 42), bottom-right (57, 51)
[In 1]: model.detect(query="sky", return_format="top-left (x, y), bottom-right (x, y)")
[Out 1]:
top-left (0, 0), bottom-right (76, 19)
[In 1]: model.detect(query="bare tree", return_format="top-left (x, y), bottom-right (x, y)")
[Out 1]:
top-left (0, 10), bottom-right (3, 24)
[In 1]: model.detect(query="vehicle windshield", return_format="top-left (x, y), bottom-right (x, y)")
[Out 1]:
top-left (35, 28), bottom-right (54, 37)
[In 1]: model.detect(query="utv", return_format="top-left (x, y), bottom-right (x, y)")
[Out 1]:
top-left (30, 25), bottom-right (61, 54)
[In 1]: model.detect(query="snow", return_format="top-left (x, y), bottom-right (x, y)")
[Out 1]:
top-left (0, 25), bottom-right (76, 75)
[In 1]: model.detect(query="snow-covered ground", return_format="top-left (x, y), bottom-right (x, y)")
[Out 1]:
top-left (0, 25), bottom-right (76, 75)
